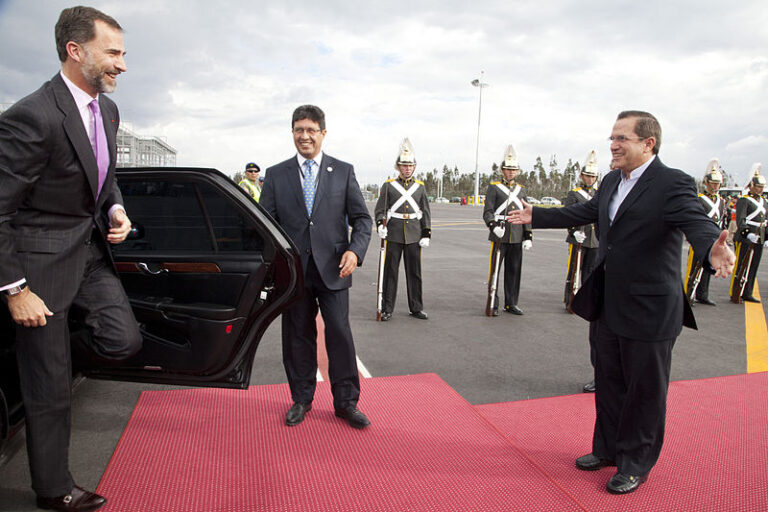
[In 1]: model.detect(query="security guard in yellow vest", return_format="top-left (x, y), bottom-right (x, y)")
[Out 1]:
top-left (483, 145), bottom-right (532, 315)
top-left (731, 168), bottom-right (767, 303)
top-left (564, 150), bottom-right (600, 312)
top-left (238, 162), bottom-right (261, 201)
top-left (374, 138), bottom-right (431, 321)
top-left (685, 159), bottom-right (727, 305)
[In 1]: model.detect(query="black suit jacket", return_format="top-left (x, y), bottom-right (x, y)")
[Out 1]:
top-left (533, 157), bottom-right (721, 341)
top-left (260, 154), bottom-right (372, 291)
top-left (0, 73), bottom-right (123, 309)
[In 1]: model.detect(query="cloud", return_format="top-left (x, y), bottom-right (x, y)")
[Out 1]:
top-left (1, 0), bottom-right (766, 187)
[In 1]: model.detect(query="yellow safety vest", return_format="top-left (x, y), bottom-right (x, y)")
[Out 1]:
top-left (239, 179), bottom-right (261, 202)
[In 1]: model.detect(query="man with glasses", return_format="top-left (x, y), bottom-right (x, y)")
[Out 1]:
top-left (374, 138), bottom-right (431, 321)
top-left (260, 105), bottom-right (372, 430)
top-left (508, 111), bottom-right (734, 494)
top-left (238, 162), bottom-right (261, 202)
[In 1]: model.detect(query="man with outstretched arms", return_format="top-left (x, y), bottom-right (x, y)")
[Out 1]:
top-left (730, 168), bottom-right (767, 303)
top-left (483, 145), bottom-right (532, 316)
top-left (685, 159), bottom-right (727, 305)
top-left (507, 111), bottom-right (733, 495)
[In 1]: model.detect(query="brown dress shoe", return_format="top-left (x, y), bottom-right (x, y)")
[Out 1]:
top-left (37, 485), bottom-right (106, 512)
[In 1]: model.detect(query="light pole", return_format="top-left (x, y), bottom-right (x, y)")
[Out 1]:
top-left (471, 72), bottom-right (489, 206)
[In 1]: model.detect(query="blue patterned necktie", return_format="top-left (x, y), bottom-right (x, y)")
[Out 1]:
top-left (302, 159), bottom-right (316, 216)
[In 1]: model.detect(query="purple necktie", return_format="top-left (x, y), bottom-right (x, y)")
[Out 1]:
top-left (88, 99), bottom-right (109, 196)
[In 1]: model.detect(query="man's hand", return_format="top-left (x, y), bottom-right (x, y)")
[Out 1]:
top-left (710, 230), bottom-right (736, 278)
top-left (574, 231), bottom-right (587, 244)
top-left (506, 200), bottom-right (533, 225)
top-left (107, 208), bottom-right (132, 244)
top-left (339, 250), bottom-right (359, 278)
top-left (522, 240), bottom-right (532, 251)
top-left (419, 238), bottom-right (430, 248)
top-left (377, 225), bottom-right (388, 239)
top-left (747, 232), bottom-right (759, 244)
top-left (7, 288), bottom-right (54, 327)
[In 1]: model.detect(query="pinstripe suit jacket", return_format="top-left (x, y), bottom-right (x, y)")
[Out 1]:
top-left (0, 73), bottom-right (124, 310)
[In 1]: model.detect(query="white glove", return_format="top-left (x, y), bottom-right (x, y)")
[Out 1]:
top-left (747, 233), bottom-right (759, 244)
top-left (419, 237), bottom-right (430, 248)
top-left (522, 240), bottom-right (532, 251)
top-left (492, 225), bottom-right (505, 238)
top-left (377, 225), bottom-right (388, 239)
top-left (763, 240), bottom-right (768, 248)
top-left (573, 231), bottom-right (586, 244)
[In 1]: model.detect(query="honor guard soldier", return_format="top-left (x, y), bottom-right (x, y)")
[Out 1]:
top-left (685, 159), bottom-right (727, 305)
top-left (483, 145), bottom-right (532, 316)
top-left (238, 162), bottom-right (262, 201)
top-left (374, 138), bottom-right (431, 321)
top-left (564, 150), bottom-right (600, 312)
top-left (731, 167), bottom-right (767, 303)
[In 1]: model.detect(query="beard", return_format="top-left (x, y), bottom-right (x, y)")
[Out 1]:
top-left (82, 50), bottom-right (117, 94)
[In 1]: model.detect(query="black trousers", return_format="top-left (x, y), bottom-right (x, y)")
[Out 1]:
top-left (591, 318), bottom-right (675, 476)
top-left (15, 241), bottom-right (141, 497)
top-left (493, 242), bottom-right (522, 308)
top-left (382, 241), bottom-right (423, 314)
top-left (281, 256), bottom-right (360, 410)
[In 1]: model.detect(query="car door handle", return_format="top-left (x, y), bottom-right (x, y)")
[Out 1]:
top-left (138, 262), bottom-right (168, 275)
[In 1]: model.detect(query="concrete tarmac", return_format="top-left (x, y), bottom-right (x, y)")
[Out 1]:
top-left (0, 202), bottom-right (761, 510)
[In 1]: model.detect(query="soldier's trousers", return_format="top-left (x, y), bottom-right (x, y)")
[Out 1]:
top-left (493, 242), bottom-right (522, 308)
top-left (382, 240), bottom-right (423, 313)
top-left (564, 244), bottom-right (598, 309)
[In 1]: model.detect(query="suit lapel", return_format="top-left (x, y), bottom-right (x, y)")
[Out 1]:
top-left (52, 74), bottom-right (100, 201)
top-left (599, 171), bottom-right (620, 227)
top-left (313, 155), bottom-right (332, 215)
top-left (611, 158), bottom-right (659, 226)
top-left (286, 158), bottom-right (308, 218)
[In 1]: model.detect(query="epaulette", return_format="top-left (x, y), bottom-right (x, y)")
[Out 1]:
top-left (490, 181), bottom-right (501, 185)
top-left (385, 178), bottom-right (396, 183)
top-left (415, 179), bottom-right (425, 186)
top-left (572, 187), bottom-right (582, 192)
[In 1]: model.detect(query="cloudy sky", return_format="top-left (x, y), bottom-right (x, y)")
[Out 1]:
top-left (1, 0), bottom-right (766, 188)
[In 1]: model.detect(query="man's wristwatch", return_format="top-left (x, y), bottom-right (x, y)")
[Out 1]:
top-left (3, 283), bottom-right (27, 297)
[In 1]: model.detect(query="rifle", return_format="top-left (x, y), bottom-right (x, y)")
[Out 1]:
top-left (376, 183), bottom-right (389, 320)
top-left (486, 241), bottom-right (502, 316)
top-left (566, 242), bottom-right (583, 313)
top-left (685, 261), bottom-right (704, 304)
top-left (731, 241), bottom-right (755, 304)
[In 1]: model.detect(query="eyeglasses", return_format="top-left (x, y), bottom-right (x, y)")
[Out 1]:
top-left (293, 127), bottom-right (321, 136)
top-left (607, 135), bottom-right (647, 143)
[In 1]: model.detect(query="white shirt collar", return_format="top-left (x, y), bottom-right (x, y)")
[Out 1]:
top-left (297, 152), bottom-right (323, 170)
top-left (621, 154), bottom-right (655, 182)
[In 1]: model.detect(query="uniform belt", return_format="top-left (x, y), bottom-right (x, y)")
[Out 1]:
top-left (389, 212), bottom-right (422, 220)
top-left (746, 220), bottom-right (763, 227)
top-left (495, 214), bottom-right (506, 221)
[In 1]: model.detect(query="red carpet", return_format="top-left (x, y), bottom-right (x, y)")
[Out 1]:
top-left (475, 371), bottom-right (768, 511)
top-left (97, 374), bottom-right (583, 511)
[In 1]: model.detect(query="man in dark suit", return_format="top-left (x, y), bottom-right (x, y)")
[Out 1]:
top-left (261, 105), bottom-right (373, 430)
top-left (0, 6), bottom-right (142, 512)
top-left (509, 111), bottom-right (734, 494)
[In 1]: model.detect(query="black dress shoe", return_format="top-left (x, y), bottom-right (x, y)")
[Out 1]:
top-left (696, 297), bottom-right (717, 306)
top-left (742, 295), bottom-right (761, 303)
top-left (606, 472), bottom-right (647, 494)
top-left (37, 485), bottom-right (106, 512)
top-left (334, 406), bottom-right (371, 429)
top-left (575, 453), bottom-right (615, 471)
top-left (582, 380), bottom-right (596, 393)
top-left (285, 402), bottom-right (312, 426)
top-left (380, 312), bottom-right (392, 321)
top-left (504, 305), bottom-right (524, 315)
top-left (409, 310), bottom-right (428, 320)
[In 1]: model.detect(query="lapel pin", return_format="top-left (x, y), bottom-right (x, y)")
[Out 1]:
top-left (326, 166), bottom-right (333, 173)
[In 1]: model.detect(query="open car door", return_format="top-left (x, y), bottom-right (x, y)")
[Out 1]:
top-left (86, 167), bottom-right (302, 389)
